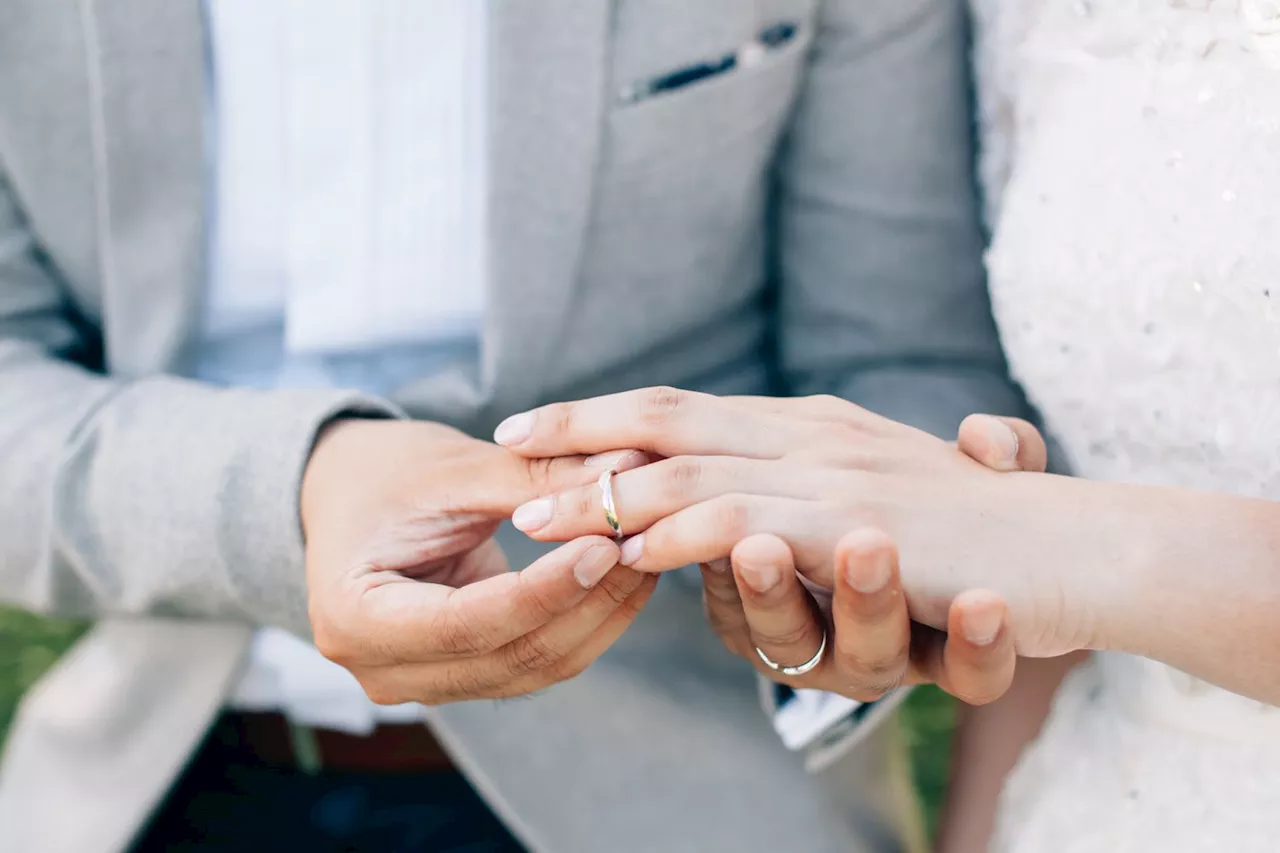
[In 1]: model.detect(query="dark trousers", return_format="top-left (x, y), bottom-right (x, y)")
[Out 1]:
top-left (131, 715), bottom-right (526, 853)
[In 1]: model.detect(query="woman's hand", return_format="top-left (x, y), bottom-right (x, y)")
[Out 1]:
top-left (497, 387), bottom-right (1114, 659)
top-left (703, 529), bottom-right (1016, 704)
top-left (696, 413), bottom-right (1041, 704)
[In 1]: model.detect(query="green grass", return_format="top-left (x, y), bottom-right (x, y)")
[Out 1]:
top-left (0, 607), bottom-right (955, 835)
top-left (0, 608), bottom-right (87, 745)
top-left (900, 685), bottom-right (957, 839)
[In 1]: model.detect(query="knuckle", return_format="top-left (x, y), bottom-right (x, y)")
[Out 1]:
top-left (638, 386), bottom-right (685, 426)
top-left (662, 457), bottom-right (704, 500)
top-left (525, 456), bottom-right (559, 494)
top-left (547, 403), bottom-right (574, 438)
top-left (752, 621), bottom-right (817, 650)
top-left (849, 686), bottom-right (891, 703)
top-left (844, 666), bottom-right (906, 696)
top-left (596, 568), bottom-right (640, 606)
top-left (574, 488), bottom-right (598, 522)
top-left (839, 651), bottom-right (908, 695)
top-left (711, 496), bottom-right (751, 540)
top-left (513, 570), bottom-right (565, 625)
top-left (428, 665), bottom-right (498, 705)
top-left (502, 632), bottom-right (563, 677)
top-left (432, 606), bottom-right (489, 657)
top-left (616, 580), bottom-right (653, 621)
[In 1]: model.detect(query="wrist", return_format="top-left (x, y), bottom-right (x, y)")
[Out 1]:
top-left (987, 473), bottom-right (1147, 656)
top-left (1045, 476), bottom-right (1171, 655)
top-left (300, 417), bottom-right (385, 542)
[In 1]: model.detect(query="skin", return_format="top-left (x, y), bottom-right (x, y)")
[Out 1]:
top-left (299, 418), bottom-right (658, 705)
top-left (497, 386), bottom-right (1280, 706)
top-left (694, 413), bottom-right (1050, 704)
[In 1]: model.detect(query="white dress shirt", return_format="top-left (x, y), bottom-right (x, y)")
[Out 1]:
top-left (198, 0), bottom-right (488, 734)
top-left (197, 0), bottom-right (860, 753)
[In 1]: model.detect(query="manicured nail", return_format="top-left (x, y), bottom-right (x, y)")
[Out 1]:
top-left (738, 558), bottom-right (781, 594)
top-left (845, 548), bottom-right (892, 594)
top-left (961, 605), bottom-right (1003, 647)
top-left (986, 418), bottom-right (1020, 471)
top-left (585, 449), bottom-right (641, 469)
top-left (494, 412), bottom-right (534, 446)
top-left (512, 498), bottom-right (553, 533)
top-left (619, 534), bottom-right (645, 566)
top-left (573, 545), bottom-right (616, 588)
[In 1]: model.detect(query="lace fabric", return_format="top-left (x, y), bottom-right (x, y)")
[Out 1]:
top-left (972, 2), bottom-right (1280, 849)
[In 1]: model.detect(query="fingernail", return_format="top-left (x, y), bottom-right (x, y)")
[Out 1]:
top-left (619, 534), bottom-right (645, 566)
top-left (494, 412), bottom-right (534, 446)
top-left (573, 545), bottom-right (616, 588)
top-left (961, 606), bottom-right (1003, 647)
top-left (512, 498), bottom-right (554, 533)
top-left (845, 548), bottom-right (892, 594)
top-left (704, 558), bottom-right (730, 574)
top-left (986, 418), bottom-right (1020, 471)
top-left (585, 449), bottom-right (641, 469)
top-left (738, 558), bottom-right (781, 594)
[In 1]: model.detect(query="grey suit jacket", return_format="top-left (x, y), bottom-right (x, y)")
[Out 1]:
top-left (0, 1), bottom-right (1027, 851)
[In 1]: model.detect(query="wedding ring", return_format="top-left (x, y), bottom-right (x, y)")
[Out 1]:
top-left (756, 631), bottom-right (827, 677)
top-left (598, 468), bottom-right (623, 540)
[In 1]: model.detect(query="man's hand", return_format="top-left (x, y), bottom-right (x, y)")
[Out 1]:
top-left (299, 419), bottom-right (656, 704)
top-left (700, 414), bottom-right (1046, 705)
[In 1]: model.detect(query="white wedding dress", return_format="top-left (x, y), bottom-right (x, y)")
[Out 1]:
top-left (971, 1), bottom-right (1280, 849)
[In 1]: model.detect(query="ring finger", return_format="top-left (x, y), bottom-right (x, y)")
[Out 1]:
top-left (732, 534), bottom-right (828, 682)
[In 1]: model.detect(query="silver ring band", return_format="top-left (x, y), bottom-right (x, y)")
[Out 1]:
top-left (598, 468), bottom-right (623, 540)
top-left (755, 631), bottom-right (827, 677)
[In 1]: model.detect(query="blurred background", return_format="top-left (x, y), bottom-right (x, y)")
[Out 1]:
top-left (0, 606), bottom-right (957, 837)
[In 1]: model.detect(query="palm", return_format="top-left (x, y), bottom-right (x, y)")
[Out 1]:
top-left (367, 513), bottom-right (510, 589)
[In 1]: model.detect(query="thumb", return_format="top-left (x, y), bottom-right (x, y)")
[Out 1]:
top-left (957, 414), bottom-right (1049, 473)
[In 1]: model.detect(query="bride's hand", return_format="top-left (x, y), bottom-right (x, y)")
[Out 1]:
top-left (497, 387), bottom-right (1097, 658)
top-left (702, 528), bottom-right (1017, 704)
top-left (695, 414), bottom-right (1041, 704)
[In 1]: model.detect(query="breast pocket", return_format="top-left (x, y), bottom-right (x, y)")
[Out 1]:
top-left (576, 23), bottom-right (813, 350)
top-left (605, 22), bottom-right (812, 168)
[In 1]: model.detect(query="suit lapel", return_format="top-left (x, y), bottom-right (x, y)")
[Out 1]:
top-left (85, 0), bottom-right (206, 376)
top-left (483, 1), bottom-right (612, 418)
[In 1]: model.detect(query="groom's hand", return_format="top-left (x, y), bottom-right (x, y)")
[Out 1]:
top-left (300, 419), bottom-right (656, 704)
top-left (702, 414), bottom-right (1047, 706)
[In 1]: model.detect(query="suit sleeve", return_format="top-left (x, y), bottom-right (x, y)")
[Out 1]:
top-left (0, 169), bottom-right (394, 635)
top-left (773, 0), bottom-right (1032, 438)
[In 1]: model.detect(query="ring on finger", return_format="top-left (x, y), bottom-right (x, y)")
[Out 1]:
top-left (755, 630), bottom-right (827, 677)
top-left (598, 468), bottom-right (623, 540)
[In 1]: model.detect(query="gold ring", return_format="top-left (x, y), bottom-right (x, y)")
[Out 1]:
top-left (598, 468), bottom-right (623, 540)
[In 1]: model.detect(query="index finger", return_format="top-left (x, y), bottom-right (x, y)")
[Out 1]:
top-left (492, 386), bottom-right (788, 459)
top-left (354, 536), bottom-right (621, 662)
